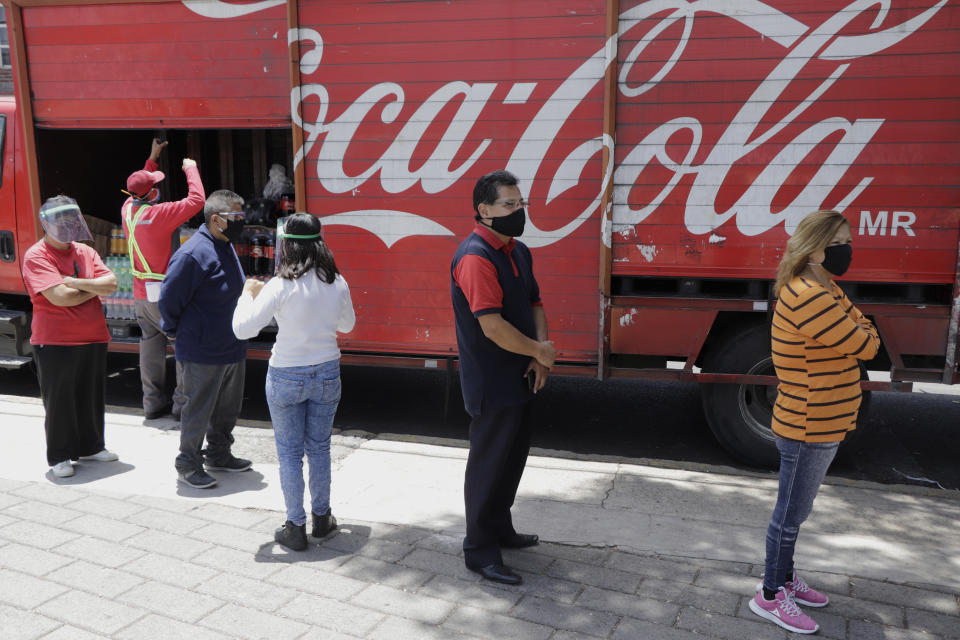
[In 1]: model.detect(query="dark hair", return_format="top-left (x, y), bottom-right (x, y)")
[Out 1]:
top-left (204, 189), bottom-right (244, 223)
top-left (277, 212), bottom-right (340, 284)
top-left (472, 170), bottom-right (519, 220)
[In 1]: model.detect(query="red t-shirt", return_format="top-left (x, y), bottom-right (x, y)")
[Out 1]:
top-left (22, 240), bottom-right (111, 345)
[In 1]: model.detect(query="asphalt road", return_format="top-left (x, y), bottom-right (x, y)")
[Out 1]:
top-left (2, 354), bottom-right (958, 491)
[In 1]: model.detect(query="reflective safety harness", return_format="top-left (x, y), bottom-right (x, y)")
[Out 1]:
top-left (124, 203), bottom-right (165, 281)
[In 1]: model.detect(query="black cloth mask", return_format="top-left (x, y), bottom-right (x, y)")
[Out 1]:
top-left (222, 217), bottom-right (245, 243)
top-left (489, 207), bottom-right (526, 237)
top-left (822, 243), bottom-right (852, 277)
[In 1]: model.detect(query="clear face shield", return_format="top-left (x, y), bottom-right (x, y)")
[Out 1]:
top-left (276, 216), bottom-right (323, 275)
top-left (38, 198), bottom-right (94, 245)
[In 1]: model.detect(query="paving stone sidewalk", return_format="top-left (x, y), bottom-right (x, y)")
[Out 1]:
top-left (0, 478), bottom-right (957, 640)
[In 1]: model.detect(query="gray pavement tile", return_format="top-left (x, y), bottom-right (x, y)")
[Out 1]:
top-left (0, 603), bottom-right (60, 640)
top-left (418, 574), bottom-right (523, 614)
top-left (193, 545), bottom-right (283, 580)
top-left (2, 500), bottom-right (85, 526)
top-left (679, 604), bottom-right (783, 640)
top-left (336, 554), bottom-right (434, 590)
top-left (117, 581), bottom-right (225, 623)
top-left (444, 604), bottom-right (554, 640)
top-left (694, 568), bottom-right (765, 595)
top-left (46, 560), bottom-right (144, 599)
top-left (367, 616), bottom-right (481, 640)
top-left (116, 613), bottom-right (233, 640)
top-left (0, 478), bottom-right (28, 491)
top-left (199, 602), bottom-right (310, 640)
top-left (40, 624), bottom-right (110, 640)
top-left (530, 542), bottom-right (612, 566)
top-left (258, 540), bottom-right (356, 568)
top-left (791, 570), bottom-right (852, 597)
top-left (399, 548), bottom-right (481, 582)
top-left (197, 572), bottom-right (298, 612)
top-left (828, 593), bottom-right (906, 626)
top-left (415, 532), bottom-right (464, 556)
top-left (511, 594), bottom-right (621, 637)
top-left (185, 502), bottom-right (275, 529)
top-left (854, 578), bottom-right (960, 616)
top-left (352, 583), bottom-right (457, 625)
top-left (10, 483), bottom-right (88, 506)
top-left (612, 616), bottom-right (712, 640)
top-left (0, 519), bottom-right (81, 549)
top-left (301, 629), bottom-right (364, 640)
top-left (266, 564), bottom-right (367, 600)
top-left (190, 521), bottom-right (273, 553)
top-left (0, 493), bottom-right (25, 511)
top-left (278, 593), bottom-right (386, 636)
top-left (38, 590), bottom-right (146, 635)
top-left (546, 557), bottom-right (642, 594)
top-left (60, 513), bottom-right (146, 542)
top-left (676, 556), bottom-right (755, 575)
top-left (67, 494), bottom-right (147, 519)
top-left (605, 552), bottom-right (700, 582)
top-left (125, 507), bottom-right (209, 536)
top-left (348, 520), bottom-right (431, 545)
top-left (121, 552), bottom-right (220, 589)
top-left (905, 607), bottom-right (960, 639)
top-left (514, 571), bottom-right (584, 604)
top-left (0, 542), bottom-right (75, 576)
top-left (123, 529), bottom-right (213, 561)
top-left (322, 529), bottom-right (415, 562)
top-left (0, 567), bottom-right (69, 608)
top-left (53, 535), bottom-right (146, 569)
top-left (851, 618), bottom-right (948, 640)
top-left (0, 511), bottom-right (16, 528)
top-left (576, 585), bottom-right (680, 625)
top-left (126, 494), bottom-right (208, 514)
top-left (636, 576), bottom-right (741, 615)
top-left (736, 595), bottom-right (845, 639)
top-left (503, 548), bottom-right (557, 573)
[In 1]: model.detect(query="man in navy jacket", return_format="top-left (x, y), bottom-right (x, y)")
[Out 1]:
top-left (160, 189), bottom-right (251, 489)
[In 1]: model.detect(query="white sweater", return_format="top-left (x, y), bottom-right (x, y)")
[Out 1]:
top-left (232, 272), bottom-right (356, 368)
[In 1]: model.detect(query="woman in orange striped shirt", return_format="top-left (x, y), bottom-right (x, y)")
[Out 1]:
top-left (750, 210), bottom-right (879, 634)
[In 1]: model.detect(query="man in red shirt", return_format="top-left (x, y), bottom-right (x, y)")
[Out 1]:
top-left (122, 139), bottom-right (205, 420)
top-left (22, 196), bottom-right (119, 478)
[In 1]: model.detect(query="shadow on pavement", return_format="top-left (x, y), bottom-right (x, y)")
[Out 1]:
top-left (175, 469), bottom-right (268, 497)
top-left (45, 461), bottom-right (135, 485)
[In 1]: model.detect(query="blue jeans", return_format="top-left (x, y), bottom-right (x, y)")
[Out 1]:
top-left (265, 360), bottom-right (341, 526)
top-left (763, 437), bottom-right (839, 592)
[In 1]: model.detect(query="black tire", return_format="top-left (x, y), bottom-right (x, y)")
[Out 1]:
top-left (699, 323), bottom-right (871, 468)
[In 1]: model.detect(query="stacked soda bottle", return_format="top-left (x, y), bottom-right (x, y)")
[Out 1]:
top-left (101, 225), bottom-right (135, 320)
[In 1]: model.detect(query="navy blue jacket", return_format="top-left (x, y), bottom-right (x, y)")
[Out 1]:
top-left (159, 224), bottom-right (246, 364)
top-left (451, 229), bottom-right (541, 416)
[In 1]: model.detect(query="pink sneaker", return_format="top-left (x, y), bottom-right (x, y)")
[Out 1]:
top-left (749, 587), bottom-right (819, 634)
top-left (787, 574), bottom-right (829, 607)
top-left (755, 573), bottom-right (830, 608)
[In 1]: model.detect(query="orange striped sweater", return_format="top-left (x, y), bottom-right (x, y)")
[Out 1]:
top-left (771, 276), bottom-right (880, 443)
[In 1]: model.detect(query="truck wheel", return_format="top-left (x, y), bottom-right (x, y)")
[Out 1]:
top-left (699, 323), bottom-right (871, 468)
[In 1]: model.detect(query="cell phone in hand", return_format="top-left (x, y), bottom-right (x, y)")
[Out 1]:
top-left (526, 369), bottom-right (536, 392)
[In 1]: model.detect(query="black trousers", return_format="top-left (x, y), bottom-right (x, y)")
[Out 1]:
top-left (34, 343), bottom-right (108, 466)
top-left (463, 401), bottom-right (532, 568)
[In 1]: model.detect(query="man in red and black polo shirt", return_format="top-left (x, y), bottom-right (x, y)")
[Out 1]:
top-left (450, 170), bottom-right (556, 585)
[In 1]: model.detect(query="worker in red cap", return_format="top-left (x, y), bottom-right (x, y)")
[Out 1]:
top-left (121, 138), bottom-right (205, 420)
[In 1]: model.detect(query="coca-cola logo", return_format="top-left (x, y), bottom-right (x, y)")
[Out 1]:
top-left (185, 0), bottom-right (948, 248)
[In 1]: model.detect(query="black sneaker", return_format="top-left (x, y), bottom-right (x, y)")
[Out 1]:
top-left (204, 454), bottom-right (252, 472)
top-left (311, 508), bottom-right (338, 539)
top-left (275, 521), bottom-right (308, 551)
top-left (177, 469), bottom-right (218, 489)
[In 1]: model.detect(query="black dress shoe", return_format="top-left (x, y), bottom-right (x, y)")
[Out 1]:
top-left (500, 533), bottom-right (539, 549)
top-left (468, 563), bottom-right (522, 585)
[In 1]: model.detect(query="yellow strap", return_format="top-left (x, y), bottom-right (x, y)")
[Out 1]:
top-left (124, 203), bottom-right (165, 281)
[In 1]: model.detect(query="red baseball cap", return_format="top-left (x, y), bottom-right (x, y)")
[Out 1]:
top-left (126, 169), bottom-right (165, 197)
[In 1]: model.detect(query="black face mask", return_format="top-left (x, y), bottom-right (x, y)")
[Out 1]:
top-left (488, 207), bottom-right (526, 238)
top-left (221, 217), bottom-right (245, 243)
top-left (821, 243), bottom-right (852, 277)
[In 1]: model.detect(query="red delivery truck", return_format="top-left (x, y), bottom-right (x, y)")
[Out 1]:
top-left (0, 0), bottom-right (957, 466)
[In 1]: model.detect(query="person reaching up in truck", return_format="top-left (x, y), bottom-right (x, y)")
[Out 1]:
top-left (121, 138), bottom-right (205, 421)
top-left (232, 212), bottom-right (356, 551)
top-left (159, 189), bottom-right (250, 490)
top-left (450, 170), bottom-right (555, 586)
top-left (750, 210), bottom-right (880, 635)
top-left (22, 196), bottom-right (119, 478)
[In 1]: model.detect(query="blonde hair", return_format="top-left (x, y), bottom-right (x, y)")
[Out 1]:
top-left (775, 210), bottom-right (849, 295)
